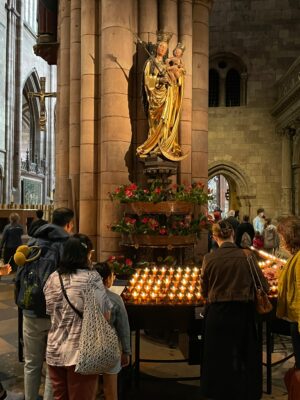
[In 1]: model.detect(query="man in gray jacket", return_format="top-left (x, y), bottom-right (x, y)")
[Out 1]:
top-left (22, 208), bottom-right (74, 400)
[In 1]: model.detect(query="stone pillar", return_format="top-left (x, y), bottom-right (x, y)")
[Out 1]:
top-left (55, 0), bottom-right (71, 207)
top-left (158, 0), bottom-right (178, 53)
top-left (281, 129), bottom-right (293, 216)
top-left (178, 0), bottom-right (192, 184)
top-left (12, 0), bottom-right (23, 203)
top-left (69, 0), bottom-right (81, 229)
top-left (292, 132), bottom-right (300, 216)
top-left (136, 0), bottom-right (157, 183)
top-left (99, 0), bottom-right (135, 260)
top-left (192, 0), bottom-right (212, 184)
top-left (192, 0), bottom-right (212, 259)
top-left (5, 0), bottom-right (18, 203)
top-left (79, 0), bottom-right (97, 242)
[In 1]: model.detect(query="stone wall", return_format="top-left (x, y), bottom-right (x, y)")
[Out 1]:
top-left (208, 0), bottom-right (300, 220)
top-left (0, 1), bottom-right (56, 204)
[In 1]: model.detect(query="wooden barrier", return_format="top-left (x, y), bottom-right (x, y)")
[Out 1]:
top-left (0, 204), bottom-right (54, 234)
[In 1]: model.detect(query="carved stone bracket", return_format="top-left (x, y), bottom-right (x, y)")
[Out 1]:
top-left (141, 155), bottom-right (178, 187)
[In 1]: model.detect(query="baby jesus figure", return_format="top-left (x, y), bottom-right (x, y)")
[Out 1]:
top-left (166, 43), bottom-right (186, 84)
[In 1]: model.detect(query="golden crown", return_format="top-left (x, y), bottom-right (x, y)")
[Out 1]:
top-left (175, 42), bottom-right (186, 52)
top-left (156, 31), bottom-right (173, 44)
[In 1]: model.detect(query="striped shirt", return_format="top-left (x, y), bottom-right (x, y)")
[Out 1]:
top-left (44, 269), bottom-right (112, 366)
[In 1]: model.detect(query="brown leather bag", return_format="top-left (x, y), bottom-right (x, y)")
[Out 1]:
top-left (244, 250), bottom-right (273, 315)
top-left (284, 368), bottom-right (300, 400)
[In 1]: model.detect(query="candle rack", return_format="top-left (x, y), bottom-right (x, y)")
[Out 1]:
top-left (122, 266), bottom-right (204, 305)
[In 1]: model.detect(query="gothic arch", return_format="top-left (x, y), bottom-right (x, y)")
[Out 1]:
top-left (208, 161), bottom-right (256, 214)
top-left (22, 70), bottom-right (42, 163)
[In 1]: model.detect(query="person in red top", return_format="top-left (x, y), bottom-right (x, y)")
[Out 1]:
top-left (253, 231), bottom-right (264, 249)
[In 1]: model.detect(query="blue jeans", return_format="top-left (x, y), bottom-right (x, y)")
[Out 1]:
top-left (290, 322), bottom-right (300, 369)
top-left (23, 315), bottom-right (53, 400)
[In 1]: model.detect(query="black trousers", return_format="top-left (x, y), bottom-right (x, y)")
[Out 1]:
top-left (201, 302), bottom-right (262, 400)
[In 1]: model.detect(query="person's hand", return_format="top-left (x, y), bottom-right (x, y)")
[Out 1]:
top-left (0, 264), bottom-right (12, 276)
top-left (159, 76), bottom-right (170, 85)
top-left (121, 353), bottom-right (130, 367)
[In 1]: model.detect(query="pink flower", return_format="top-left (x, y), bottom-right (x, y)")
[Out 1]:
top-left (143, 189), bottom-right (149, 193)
top-left (141, 217), bottom-right (149, 224)
top-left (114, 187), bottom-right (121, 194)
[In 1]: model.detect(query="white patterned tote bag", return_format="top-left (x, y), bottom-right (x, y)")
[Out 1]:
top-left (75, 281), bottom-right (121, 375)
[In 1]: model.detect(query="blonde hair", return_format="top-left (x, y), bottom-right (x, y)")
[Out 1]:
top-left (9, 212), bottom-right (20, 224)
top-left (212, 221), bottom-right (233, 240)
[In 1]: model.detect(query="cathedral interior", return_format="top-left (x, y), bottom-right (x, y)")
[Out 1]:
top-left (0, 0), bottom-right (300, 399)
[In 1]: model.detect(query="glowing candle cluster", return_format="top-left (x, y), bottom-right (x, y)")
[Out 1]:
top-left (251, 247), bottom-right (287, 298)
top-left (123, 266), bottom-right (203, 304)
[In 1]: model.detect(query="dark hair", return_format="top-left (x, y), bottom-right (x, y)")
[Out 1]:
top-left (36, 210), bottom-right (44, 219)
top-left (94, 262), bottom-right (113, 284)
top-left (59, 233), bottom-right (93, 274)
top-left (243, 215), bottom-right (250, 222)
top-left (277, 216), bottom-right (300, 255)
top-left (212, 220), bottom-right (233, 240)
top-left (257, 208), bottom-right (264, 214)
top-left (52, 207), bottom-right (74, 227)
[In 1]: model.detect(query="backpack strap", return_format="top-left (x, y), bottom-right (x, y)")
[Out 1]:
top-left (58, 273), bottom-right (83, 319)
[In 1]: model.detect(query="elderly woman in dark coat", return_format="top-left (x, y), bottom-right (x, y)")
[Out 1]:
top-left (200, 220), bottom-right (269, 400)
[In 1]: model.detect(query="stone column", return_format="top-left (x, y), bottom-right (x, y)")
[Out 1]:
top-left (292, 132), bottom-right (300, 215)
top-left (79, 0), bottom-right (98, 242)
top-left (178, 0), bottom-right (192, 184)
top-left (136, 0), bottom-right (157, 183)
top-left (12, 0), bottom-right (22, 203)
top-left (99, 0), bottom-right (135, 260)
top-left (158, 0), bottom-right (178, 53)
top-left (192, 0), bottom-right (212, 184)
top-left (281, 129), bottom-right (293, 216)
top-left (55, 0), bottom-right (71, 207)
top-left (5, 0), bottom-right (18, 203)
top-left (69, 0), bottom-right (81, 229)
top-left (192, 0), bottom-right (212, 260)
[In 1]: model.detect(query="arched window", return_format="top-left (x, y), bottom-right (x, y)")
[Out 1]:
top-left (226, 69), bottom-right (240, 107)
top-left (209, 69), bottom-right (219, 107)
top-left (209, 53), bottom-right (247, 107)
top-left (22, 71), bottom-right (46, 171)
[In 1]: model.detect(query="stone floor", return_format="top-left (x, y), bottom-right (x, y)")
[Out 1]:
top-left (0, 274), bottom-right (293, 399)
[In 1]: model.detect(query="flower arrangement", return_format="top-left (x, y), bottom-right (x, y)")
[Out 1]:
top-left (111, 214), bottom-right (207, 236)
top-left (107, 255), bottom-right (135, 276)
top-left (109, 180), bottom-right (211, 205)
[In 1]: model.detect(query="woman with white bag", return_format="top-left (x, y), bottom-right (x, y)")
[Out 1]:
top-left (44, 234), bottom-right (115, 400)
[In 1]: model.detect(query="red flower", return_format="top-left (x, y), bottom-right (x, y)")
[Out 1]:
top-left (108, 255), bottom-right (116, 261)
top-left (154, 187), bottom-right (161, 194)
top-left (159, 227), bottom-right (168, 235)
top-left (114, 187), bottom-right (121, 194)
top-left (125, 258), bottom-right (133, 266)
top-left (125, 189), bottom-right (133, 197)
top-left (141, 217), bottom-right (149, 224)
top-left (127, 183), bottom-right (138, 191)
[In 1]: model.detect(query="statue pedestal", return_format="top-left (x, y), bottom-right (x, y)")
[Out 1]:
top-left (141, 155), bottom-right (178, 186)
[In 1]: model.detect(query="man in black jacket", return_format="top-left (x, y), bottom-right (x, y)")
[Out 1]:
top-left (22, 207), bottom-right (74, 400)
top-left (235, 215), bottom-right (255, 248)
top-left (28, 209), bottom-right (48, 237)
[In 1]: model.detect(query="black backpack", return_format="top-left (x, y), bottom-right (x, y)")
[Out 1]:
top-left (15, 243), bottom-right (60, 317)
